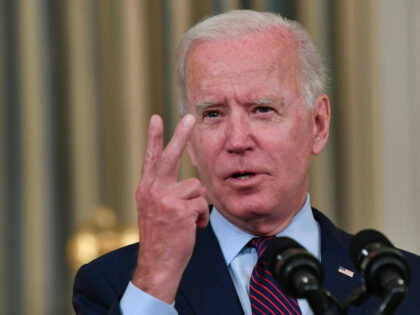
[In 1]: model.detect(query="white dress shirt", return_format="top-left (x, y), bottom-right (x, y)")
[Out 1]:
top-left (120, 194), bottom-right (320, 315)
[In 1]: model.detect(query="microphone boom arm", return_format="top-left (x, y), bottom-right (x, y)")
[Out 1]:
top-left (292, 269), bottom-right (342, 315)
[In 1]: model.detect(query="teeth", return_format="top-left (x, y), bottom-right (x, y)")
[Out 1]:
top-left (236, 174), bottom-right (253, 179)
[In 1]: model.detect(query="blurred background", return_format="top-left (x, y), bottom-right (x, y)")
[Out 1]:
top-left (1, 0), bottom-right (419, 314)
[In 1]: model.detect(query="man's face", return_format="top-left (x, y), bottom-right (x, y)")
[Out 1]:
top-left (185, 29), bottom-right (329, 235)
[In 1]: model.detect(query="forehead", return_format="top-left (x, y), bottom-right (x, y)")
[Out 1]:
top-left (185, 28), bottom-right (299, 93)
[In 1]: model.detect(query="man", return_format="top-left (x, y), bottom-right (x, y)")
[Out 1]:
top-left (73, 10), bottom-right (420, 314)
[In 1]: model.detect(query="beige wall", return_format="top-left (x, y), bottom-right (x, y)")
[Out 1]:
top-left (378, 0), bottom-right (420, 253)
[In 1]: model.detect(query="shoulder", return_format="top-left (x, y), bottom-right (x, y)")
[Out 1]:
top-left (88, 242), bottom-right (139, 270)
top-left (312, 207), bottom-right (420, 263)
top-left (72, 243), bottom-right (139, 313)
top-left (312, 207), bottom-right (420, 313)
top-left (312, 207), bottom-right (353, 247)
top-left (76, 242), bottom-right (139, 291)
top-left (313, 207), bottom-right (420, 260)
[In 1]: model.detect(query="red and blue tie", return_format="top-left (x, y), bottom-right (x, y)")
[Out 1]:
top-left (249, 237), bottom-right (302, 315)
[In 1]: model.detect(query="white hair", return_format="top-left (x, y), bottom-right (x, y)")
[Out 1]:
top-left (176, 10), bottom-right (325, 115)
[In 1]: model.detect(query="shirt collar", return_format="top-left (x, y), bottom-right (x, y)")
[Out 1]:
top-left (210, 194), bottom-right (320, 266)
top-left (210, 205), bottom-right (254, 266)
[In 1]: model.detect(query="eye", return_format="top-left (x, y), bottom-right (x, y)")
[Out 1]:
top-left (255, 106), bottom-right (272, 114)
top-left (203, 110), bottom-right (220, 118)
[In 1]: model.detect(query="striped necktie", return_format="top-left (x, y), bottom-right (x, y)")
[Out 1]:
top-left (249, 237), bottom-right (302, 315)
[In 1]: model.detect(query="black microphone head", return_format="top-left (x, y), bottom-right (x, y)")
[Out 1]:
top-left (264, 237), bottom-right (323, 298)
top-left (349, 229), bottom-right (393, 268)
top-left (264, 237), bottom-right (304, 268)
top-left (349, 229), bottom-right (410, 296)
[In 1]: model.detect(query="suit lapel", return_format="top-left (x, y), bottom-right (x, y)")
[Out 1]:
top-left (176, 208), bottom-right (367, 314)
top-left (313, 209), bottom-right (364, 304)
top-left (177, 224), bottom-right (244, 315)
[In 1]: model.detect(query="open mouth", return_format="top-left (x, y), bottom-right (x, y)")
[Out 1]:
top-left (231, 172), bottom-right (256, 180)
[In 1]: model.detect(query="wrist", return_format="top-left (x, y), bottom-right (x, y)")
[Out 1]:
top-left (132, 266), bottom-right (182, 304)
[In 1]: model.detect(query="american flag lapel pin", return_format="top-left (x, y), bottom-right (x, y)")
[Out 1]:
top-left (338, 266), bottom-right (354, 278)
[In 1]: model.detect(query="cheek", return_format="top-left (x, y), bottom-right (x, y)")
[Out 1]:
top-left (288, 113), bottom-right (314, 148)
top-left (259, 121), bottom-right (313, 166)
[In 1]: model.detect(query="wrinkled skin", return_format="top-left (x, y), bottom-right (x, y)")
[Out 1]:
top-left (132, 28), bottom-right (330, 304)
top-left (132, 114), bottom-right (209, 303)
top-left (186, 29), bottom-right (330, 235)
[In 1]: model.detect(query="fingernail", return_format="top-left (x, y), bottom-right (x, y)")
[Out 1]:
top-left (150, 115), bottom-right (159, 126)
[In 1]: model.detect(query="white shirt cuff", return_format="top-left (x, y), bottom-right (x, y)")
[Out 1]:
top-left (120, 281), bottom-right (178, 315)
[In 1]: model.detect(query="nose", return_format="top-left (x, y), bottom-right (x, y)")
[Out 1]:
top-left (225, 113), bottom-right (254, 154)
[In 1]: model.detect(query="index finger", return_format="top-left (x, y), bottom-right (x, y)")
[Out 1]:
top-left (157, 114), bottom-right (196, 182)
top-left (142, 115), bottom-right (164, 180)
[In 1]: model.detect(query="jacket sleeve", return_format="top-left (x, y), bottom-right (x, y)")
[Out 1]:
top-left (73, 262), bottom-right (122, 315)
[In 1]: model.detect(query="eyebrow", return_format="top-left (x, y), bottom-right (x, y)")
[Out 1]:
top-left (251, 98), bottom-right (276, 105)
top-left (195, 100), bottom-right (219, 109)
top-left (250, 98), bottom-right (285, 109)
top-left (195, 97), bottom-right (281, 108)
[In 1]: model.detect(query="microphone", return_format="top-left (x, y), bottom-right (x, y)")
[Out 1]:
top-left (349, 229), bottom-right (410, 314)
top-left (264, 237), bottom-right (338, 315)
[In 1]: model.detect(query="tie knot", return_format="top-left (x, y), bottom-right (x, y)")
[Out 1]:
top-left (250, 236), bottom-right (275, 258)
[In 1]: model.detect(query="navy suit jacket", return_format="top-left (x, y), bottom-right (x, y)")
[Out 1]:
top-left (73, 209), bottom-right (420, 314)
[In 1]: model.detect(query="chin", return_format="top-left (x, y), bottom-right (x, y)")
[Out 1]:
top-left (217, 195), bottom-right (276, 220)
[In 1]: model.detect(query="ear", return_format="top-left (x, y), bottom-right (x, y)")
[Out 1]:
top-left (187, 140), bottom-right (198, 167)
top-left (311, 94), bottom-right (331, 155)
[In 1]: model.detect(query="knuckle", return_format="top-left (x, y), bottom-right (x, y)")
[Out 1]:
top-left (183, 177), bottom-right (202, 190)
top-left (136, 181), bottom-right (162, 208)
top-left (199, 197), bottom-right (208, 208)
top-left (187, 177), bottom-right (201, 186)
top-left (148, 185), bottom-right (161, 202)
top-left (144, 149), bottom-right (157, 165)
top-left (135, 184), bottom-right (146, 203)
top-left (136, 181), bottom-right (150, 199)
top-left (194, 198), bottom-right (207, 212)
top-left (135, 188), bottom-right (142, 203)
top-left (160, 195), bottom-right (175, 210)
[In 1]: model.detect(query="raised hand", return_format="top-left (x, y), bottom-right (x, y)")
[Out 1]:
top-left (132, 114), bottom-right (209, 304)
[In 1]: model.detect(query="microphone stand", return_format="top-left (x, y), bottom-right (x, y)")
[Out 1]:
top-left (340, 285), bottom-right (369, 311)
top-left (293, 270), bottom-right (344, 315)
top-left (372, 273), bottom-right (408, 315)
top-left (340, 280), bottom-right (407, 315)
